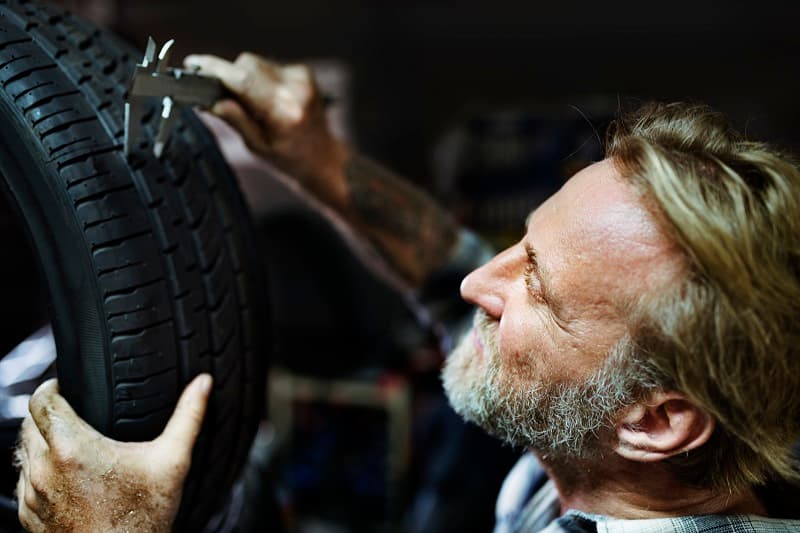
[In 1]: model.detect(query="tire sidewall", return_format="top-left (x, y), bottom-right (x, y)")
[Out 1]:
top-left (0, 93), bottom-right (112, 431)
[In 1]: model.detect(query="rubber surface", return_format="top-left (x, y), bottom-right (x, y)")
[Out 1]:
top-left (0, 1), bottom-right (268, 529)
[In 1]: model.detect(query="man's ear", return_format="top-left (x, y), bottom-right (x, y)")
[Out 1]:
top-left (613, 390), bottom-right (715, 462)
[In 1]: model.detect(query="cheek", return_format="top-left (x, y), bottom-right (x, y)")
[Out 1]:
top-left (496, 311), bottom-right (552, 374)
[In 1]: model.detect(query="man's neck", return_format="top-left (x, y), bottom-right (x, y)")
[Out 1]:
top-left (536, 452), bottom-right (767, 520)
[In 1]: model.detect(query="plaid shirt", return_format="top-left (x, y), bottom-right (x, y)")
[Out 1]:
top-left (495, 453), bottom-right (800, 533)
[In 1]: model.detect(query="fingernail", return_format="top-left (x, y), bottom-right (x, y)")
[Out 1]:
top-left (211, 101), bottom-right (225, 115)
top-left (183, 55), bottom-right (200, 69)
top-left (197, 374), bottom-right (213, 394)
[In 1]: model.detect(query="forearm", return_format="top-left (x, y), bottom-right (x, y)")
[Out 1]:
top-left (184, 53), bottom-right (458, 286)
top-left (295, 142), bottom-right (459, 287)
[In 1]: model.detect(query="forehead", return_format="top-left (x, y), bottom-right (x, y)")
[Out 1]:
top-left (527, 159), bottom-right (680, 316)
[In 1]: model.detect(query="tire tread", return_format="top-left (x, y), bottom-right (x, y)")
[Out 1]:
top-left (0, 3), bottom-right (267, 528)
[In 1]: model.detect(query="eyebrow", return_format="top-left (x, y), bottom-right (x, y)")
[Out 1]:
top-left (524, 241), bottom-right (566, 321)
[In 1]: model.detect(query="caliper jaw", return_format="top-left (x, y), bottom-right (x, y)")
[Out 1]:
top-left (124, 37), bottom-right (224, 158)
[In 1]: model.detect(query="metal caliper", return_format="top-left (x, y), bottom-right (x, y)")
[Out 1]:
top-left (124, 37), bottom-right (224, 158)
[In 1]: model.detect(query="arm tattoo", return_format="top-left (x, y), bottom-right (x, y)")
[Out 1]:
top-left (344, 154), bottom-right (458, 286)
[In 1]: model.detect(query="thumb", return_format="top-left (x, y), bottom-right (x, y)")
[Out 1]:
top-left (183, 54), bottom-right (248, 95)
top-left (156, 374), bottom-right (213, 454)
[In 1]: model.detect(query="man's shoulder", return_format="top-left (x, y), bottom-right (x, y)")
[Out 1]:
top-left (495, 453), bottom-right (557, 533)
top-left (495, 453), bottom-right (800, 533)
top-left (593, 513), bottom-right (800, 533)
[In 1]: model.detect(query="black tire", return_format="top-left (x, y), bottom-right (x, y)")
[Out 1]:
top-left (0, 1), bottom-right (269, 530)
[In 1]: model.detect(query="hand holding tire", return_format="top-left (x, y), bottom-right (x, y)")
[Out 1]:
top-left (15, 375), bottom-right (212, 532)
top-left (184, 52), bottom-right (349, 208)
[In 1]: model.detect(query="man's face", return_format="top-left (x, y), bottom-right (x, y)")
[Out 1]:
top-left (442, 159), bottom-right (680, 456)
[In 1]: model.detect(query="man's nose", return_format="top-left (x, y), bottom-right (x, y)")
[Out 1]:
top-left (460, 245), bottom-right (519, 320)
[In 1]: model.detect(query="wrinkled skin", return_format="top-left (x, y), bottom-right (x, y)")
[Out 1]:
top-left (15, 375), bottom-right (211, 532)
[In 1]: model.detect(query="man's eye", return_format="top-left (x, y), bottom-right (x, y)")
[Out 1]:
top-left (524, 263), bottom-right (544, 302)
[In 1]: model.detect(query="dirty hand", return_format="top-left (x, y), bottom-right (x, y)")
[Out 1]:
top-left (15, 374), bottom-right (212, 532)
top-left (184, 52), bottom-right (348, 207)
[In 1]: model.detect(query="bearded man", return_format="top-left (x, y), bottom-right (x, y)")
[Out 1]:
top-left (14, 51), bottom-right (800, 532)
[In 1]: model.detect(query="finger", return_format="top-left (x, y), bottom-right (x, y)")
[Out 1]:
top-left (15, 468), bottom-right (24, 503)
top-left (17, 465), bottom-right (49, 532)
top-left (156, 374), bottom-right (213, 455)
top-left (283, 64), bottom-right (314, 88)
top-left (16, 474), bottom-right (32, 529)
top-left (16, 460), bottom-right (43, 516)
top-left (17, 491), bottom-right (46, 533)
top-left (15, 459), bottom-right (27, 504)
top-left (186, 53), bottom-right (283, 120)
top-left (20, 416), bottom-right (48, 464)
top-left (234, 52), bottom-right (285, 93)
top-left (15, 419), bottom-right (39, 513)
top-left (211, 99), bottom-right (272, 154)
top-left (28, 379), bottom-right (97, 446)
top-left (183, 54), bottom-right (249, 95)
top-left (234, 51), bottom-right (275, 72)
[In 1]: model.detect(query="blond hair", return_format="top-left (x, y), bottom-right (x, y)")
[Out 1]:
top-left (607, 102), bottom-right (800, 491)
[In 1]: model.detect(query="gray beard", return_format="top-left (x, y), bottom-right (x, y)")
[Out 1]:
top-left (442, 310), bottom-right (657, 461)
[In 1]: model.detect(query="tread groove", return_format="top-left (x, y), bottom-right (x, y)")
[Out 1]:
top-left (56, 144), bottom-right (121, 170)
top-left (212, 327), bottom-right (236, 357)
top-left (72, 182), bottom-right (134, 207)
top-left (91, 228), bottom-right (152, 254)
top-left (84, 212), bottom-right (128, 229)
top-left (103, 277), bottom-right (163, 299)
top-left (200, 246), bottom-right (222, 275)
top-left (97, 259), bottom-right (144, 276)
top-left (0, 37), bottom-right (33, 50)
top-left (117, 390), bottom-right (163, 402)
top-left (13, 80), bottom-right (53, 101)
top-left (31, 107), bottom-right (72, 126)
top-left (187, 202), bottom-right (209, 230)
top-left (107, 304), bottom-right (157, 320)
top-left (49, 135), bottom-right (90, 156)
top-left (110, 317), bottom-right (174, 340)
top-left (40, 115), bottom-right (96, 139)
top-left (114, 405), bottom-right (172, 423)
top-left (2, 63), bottom-right (57, 87)
top-left (114, 366), bottom-right (176, 387)
top-left (23, 89), bottom-right (80, 112)
top-left (207, 284), bottom-right (231, 313)
top-left (0, 54), bottom-right (31, 70)
top-left (112, 350), bottom-right (158, 363)
top-left (65, 169), bottom-right (111, 189)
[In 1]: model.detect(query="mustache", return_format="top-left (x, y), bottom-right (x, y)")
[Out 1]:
top-left (473, 309), bottom-right (499, 353)
top-left (474, 308), bottom-right (494, 329)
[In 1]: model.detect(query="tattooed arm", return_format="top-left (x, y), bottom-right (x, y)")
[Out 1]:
top-left (185, 52), bottom-right (458, 287)
top-left (340, 154), bottom-right (458, 286)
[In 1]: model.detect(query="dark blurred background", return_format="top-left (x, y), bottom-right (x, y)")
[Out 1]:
top-left (40, 1), bottom-right (800, 531)
top-left (70, 0), bottom-right (800, 175)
